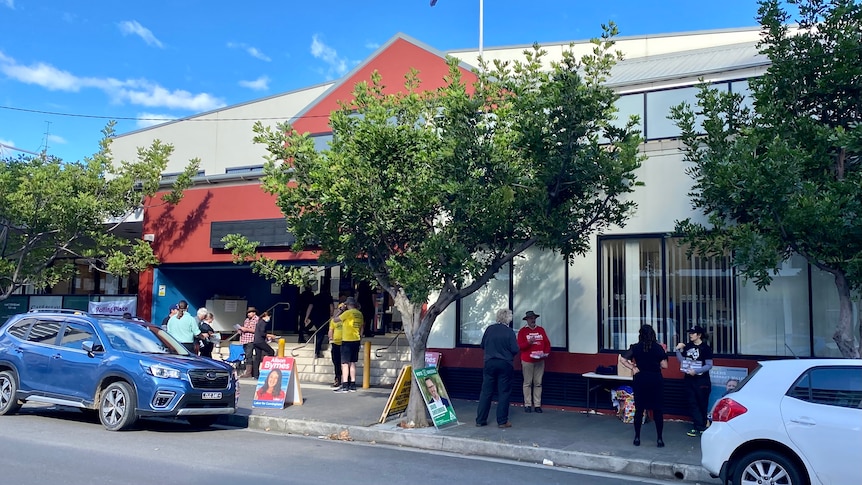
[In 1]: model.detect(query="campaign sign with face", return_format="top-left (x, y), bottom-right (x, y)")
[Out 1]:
top-left (413, 366), bottom-right (458, 429)
top-left (253, 356), bottom-right (301, 409)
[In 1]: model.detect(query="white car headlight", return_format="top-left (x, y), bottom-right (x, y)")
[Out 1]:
top-left (143, 363), bottom-right (182, 379)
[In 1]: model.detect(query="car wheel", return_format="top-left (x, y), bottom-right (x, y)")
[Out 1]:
top-left (99, 382), bottom-right (137, 431)
top-left (186, 415), bottom-right (219, 428)
top-left (733, 450), bottom-right (806, 485)
top-left (0, 370), bottom-right (23, 416)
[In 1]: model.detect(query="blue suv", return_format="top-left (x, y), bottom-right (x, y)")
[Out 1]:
top-left (0, 309), bottom-right (237, 431)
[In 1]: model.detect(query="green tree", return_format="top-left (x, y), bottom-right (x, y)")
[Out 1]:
top-left (228, 24), bottom-right (644, 425)
top-left (0, 122), bottom-right (199, 300)
top-left (671, 0), bottom-right (862, 358)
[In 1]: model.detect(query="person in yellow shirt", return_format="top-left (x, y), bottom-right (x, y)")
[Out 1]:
top-left (332, 297), bottom-right (363, 393)
top-left (328, 314), bottom-right (343, 388)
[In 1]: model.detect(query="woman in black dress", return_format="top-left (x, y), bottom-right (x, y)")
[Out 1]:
top-left (621, 324), bottom-right (668, 447)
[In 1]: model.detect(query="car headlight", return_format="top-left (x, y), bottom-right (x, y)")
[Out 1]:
top-left (142, 362), bottom-right (182, 379)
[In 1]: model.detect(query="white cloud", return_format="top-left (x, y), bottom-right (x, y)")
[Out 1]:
top-left (0, 52), bottom-right (225, 112)
top-left (365, 41), bottom-right (380, 50)
top-left (2, 0), bottom-right (14, 9)
top-left (118, 20), bottom-right (164, 48)
top-left (227, 42), bottom-right (271, 62)
top-left (46, 134), bottom-right (66, 145)
top-left (238, 76), bottom-right (270, 91)
top-left (136, 113), bottom-right (177, 128)
top-left (310, 34), bottom-right (348, 78)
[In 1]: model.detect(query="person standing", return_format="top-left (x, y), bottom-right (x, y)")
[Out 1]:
top-left (328, 311), bottom-right (343, 388)
top-left (621, 324), bottom-right (668, 447)
top-left (252, 311), bottom-right (277, 378)
top-left (297, 285), bottom-right (315, 342)
top-left (476, 308), bottom-right (520, 428)
top-left (332, 297), bottom-right (363, 393)
top-left (160, 304), bottom-right (178, 331)
top-left (517, 311), bottom-right (551, 413)
top-left (675, 325), bottom-right (714, 437)
top-left (304, 288), bottom-right (333, 358)
top-left (196, 307), bottom-right (215, 358)
top-left (238, 307), bottom-right (259, 378)
top-left (166, 300), bottom-right (203, 354)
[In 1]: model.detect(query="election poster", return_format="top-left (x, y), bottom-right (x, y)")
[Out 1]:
top-left (253, 356), bottom-right (303, 409)
top-left (707, 365), bottom-right (748, 419)
top-left (413, 366), bottom-right (458, 429)
top-left (379, 365), bottom-right (413, 423)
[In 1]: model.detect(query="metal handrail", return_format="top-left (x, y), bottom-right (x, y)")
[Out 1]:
top-left (262, 301), bottom-right (291, 334)
top-left (374, 329), bottom-right (406, 358)
top-left (290, 324), bottom-right (328, 357)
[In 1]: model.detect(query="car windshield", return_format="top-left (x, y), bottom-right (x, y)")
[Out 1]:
top-left (100, 320), bottom-right (189, 355)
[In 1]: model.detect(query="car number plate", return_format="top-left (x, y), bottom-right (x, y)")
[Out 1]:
top-left (202, 392), bottom-right (222, 400)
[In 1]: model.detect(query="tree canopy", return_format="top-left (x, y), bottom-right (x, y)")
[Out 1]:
top-left (0, 122), bottom-right (199, 300)
top-left (230, 23), bottom-right (644, 425)
top-left (671, 0), bottom-right (862, 357)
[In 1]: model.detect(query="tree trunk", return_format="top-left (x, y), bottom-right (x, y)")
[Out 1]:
top-left (832, 272), bottom-right (861, 359)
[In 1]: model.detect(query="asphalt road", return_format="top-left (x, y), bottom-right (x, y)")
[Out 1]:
top-left (0, 406), bottom-right (683, 485)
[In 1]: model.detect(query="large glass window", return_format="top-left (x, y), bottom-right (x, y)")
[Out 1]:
top-left (600, 236), bottom-right (733, 352)
top-left (810, 266), bottom-right (860, 357)
top-left (737, 254), bottom-right (811, 357)
top-left (512, 247), bottom-right (566, 348)
top-left (459, 263), bottom-right (510, 345)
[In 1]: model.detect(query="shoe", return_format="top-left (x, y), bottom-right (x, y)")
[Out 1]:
top-left (348, 384), bottom-right (357, 392)
top-left (686, 428), bottom-right (700, 437)
top-left (476, 422), bottom-right (488, 427)
top-left (524, 406), bottom-right (532, 413)
top-left (657, 439), bottom-right (665, 448)
top-left (534, 407), bottom-right (543, 413)
top-left (497, 422), bottom-right (512, 428)
top-left (333, 386), bottom-right (349, 393)
top-left (633, 437), bottom-right (641, 446)
top-left (331, 380), bottom-right (341, 388)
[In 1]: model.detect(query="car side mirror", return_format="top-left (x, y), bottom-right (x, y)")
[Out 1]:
top-left (82, 341), bottom-right (104, 357)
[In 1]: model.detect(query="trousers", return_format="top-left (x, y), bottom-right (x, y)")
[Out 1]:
top-left (476, 359), bottom-right (514, 426)
top-left (521, 360), bottom-right (545, 407)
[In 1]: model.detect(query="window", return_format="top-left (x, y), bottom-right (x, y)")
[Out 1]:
top-left (459, 263), bottom-right (510, 346)
top-left (59, 321), bottom-right (97, 350)
top-left (6, 318), bottom-right (34, 339)
top-left (599, 236), bottom-right (734, 352)
top-left (513, 247), bottom-right (567, 348)
top-left (27, 321), bottom-right (62, 345)
top-left (789, 367), bottom-right (862, 409)
top-left (737, 254), bottom-right (811, 357)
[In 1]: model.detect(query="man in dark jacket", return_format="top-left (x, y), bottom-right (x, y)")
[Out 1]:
top-left (476, 308), bottom-right (519, 429)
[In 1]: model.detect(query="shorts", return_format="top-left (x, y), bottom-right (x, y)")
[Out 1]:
top-left (340, 340), bottom-right (360, 363)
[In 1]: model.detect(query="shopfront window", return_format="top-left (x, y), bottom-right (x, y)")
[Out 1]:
top-left (600, 236), bottom-right (734, 353)
top-left (512, 246), bottom-right (567, 348)
top-left (459, 263), bottom-right (511, 346)
top-left (737, 254), bottom-right (812, 357)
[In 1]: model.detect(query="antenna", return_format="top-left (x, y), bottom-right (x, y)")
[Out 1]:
top-left (42, 120), bottom-right (52, 154)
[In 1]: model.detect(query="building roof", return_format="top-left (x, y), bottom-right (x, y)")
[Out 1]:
top-left (607, 41), bottom-right (767, 89)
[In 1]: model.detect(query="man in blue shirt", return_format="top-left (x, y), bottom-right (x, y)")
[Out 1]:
top-left (167, 300), bottom-right (202, 353)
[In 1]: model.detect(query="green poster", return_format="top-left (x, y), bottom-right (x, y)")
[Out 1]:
top-left (413, 366), bottom-right (458, 429)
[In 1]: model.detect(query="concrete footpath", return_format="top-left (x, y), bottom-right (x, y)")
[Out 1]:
top-left (225, 377), bottom-right (719, 484)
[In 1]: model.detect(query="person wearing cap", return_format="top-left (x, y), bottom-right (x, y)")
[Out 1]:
top-left (331, 296), bottom-right (363, 393)
top-left (166, 300), bottom-right (204, 354)
top-left (161, 304), bottom-right (178, 331)
top-left (238, 306), bottom-right (259, 378)
top-left (675, 325), bottom-right (713, 437)
top-left (517, 311), bottom-right (551, 413)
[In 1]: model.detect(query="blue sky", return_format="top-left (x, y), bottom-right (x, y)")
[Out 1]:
top-left (1, 0), bottom-right (770, 163)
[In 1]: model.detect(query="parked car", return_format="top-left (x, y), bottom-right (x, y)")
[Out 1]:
top-left (0, 309), bottom-right (237, 431)
top-left (701, 358), bottom-right (862, 485)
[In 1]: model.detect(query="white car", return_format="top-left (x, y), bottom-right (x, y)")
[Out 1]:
top-left (701, 358), bottom-right (861, 485)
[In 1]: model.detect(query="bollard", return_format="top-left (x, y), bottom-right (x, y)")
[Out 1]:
top-left (363, 340), bottom-right (371, 389)
top-left (278, 338), bottom-right (285, 357)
